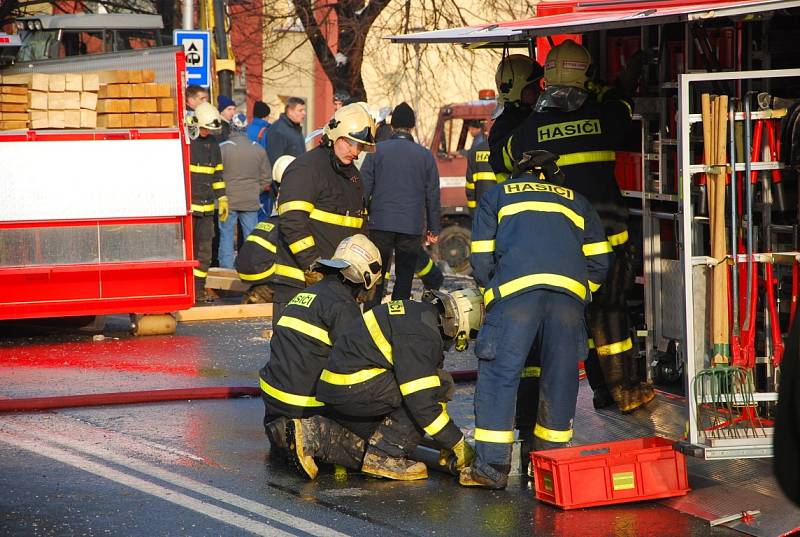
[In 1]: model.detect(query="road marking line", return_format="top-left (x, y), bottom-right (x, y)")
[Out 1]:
top-left (0, 429), bottom-right (296, 537)
top-left (2, 418), bottom-right (349, 537)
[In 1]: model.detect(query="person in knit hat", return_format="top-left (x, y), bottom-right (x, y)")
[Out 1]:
top-left (246, 101), bottom-right (274, 219)
top-left (361, 101), bottom-right (441, 309)
top-left (217, 94), bottom-right (237, 142)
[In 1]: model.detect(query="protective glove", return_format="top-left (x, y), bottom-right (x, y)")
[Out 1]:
top-left (218, 196), bottom-right (229, 222)
top-left (452, 437), bottom-right (476, 470)
top-left (304, 269), bottom-right (324, 287)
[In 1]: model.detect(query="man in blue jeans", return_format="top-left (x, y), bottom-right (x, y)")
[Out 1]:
top-left (219, 113), bottom-right (271, 269)
top-left (461, 150), bottom-right (612, 489)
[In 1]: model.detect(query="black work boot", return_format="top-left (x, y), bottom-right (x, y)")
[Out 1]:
top-left (459, 462), bottom-right (510, 489)
top-left (265, 416), bottom-right (288, 453)
top-left (592, 386), bottom-right (616, 409)
top-left (517, 428), bottom-right (535, 477)
top-left (600, 355), bottom-right (644, 413)
top-left (361, 446), bottom-right (428, 480)
top-left (285, 418), bottom-right (321, 479)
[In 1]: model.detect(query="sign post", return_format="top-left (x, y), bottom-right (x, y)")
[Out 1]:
top-left (173, 30), bottom-right (212, 90)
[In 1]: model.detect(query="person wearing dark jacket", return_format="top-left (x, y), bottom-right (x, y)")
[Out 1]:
top-left (776, 310), bottom-right (800, 507)
top-left (462, 150), bottom-right (612, 489)
top-left (219, 113), bottom-right (271, 269)
top-left (273, 103), bottom-right (376, 320)
top-left (267, 97), bottom-right (307, 164)
top-left (488, 40), bottom-right (652, 414)
top-left (288, 292), bottom-right (479, 481)
top-left (464, 120), bottom-right (496, 213)
top-left (259, 234), bottom-right (382, 468)
top-left (189, 103), bottom-right (229, 304)
top-left (361, 102), bottom-right (440, 309)
top-left (247, 101), bottom-right (275, 219)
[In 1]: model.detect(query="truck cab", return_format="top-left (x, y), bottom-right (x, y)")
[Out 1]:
top-left (15, 14), bottom-right (165, 62)
top-left (428, 91), bottom-right (495, 273)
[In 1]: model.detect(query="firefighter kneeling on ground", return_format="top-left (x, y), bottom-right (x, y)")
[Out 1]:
top-left (285, 289), bottom-right (483, 481)
top-left (187, 103), bottom-right (230, 304)
top-left (272, 104), bottom-right (376, 321)
top-left (461, 150), bottom-right (612, 489)
top-left (236, 155), bottom-right (295, 304)
top-left (259, 234), bottom-right (383, 462)
top-left (489, 40), bottom-right (653, 413)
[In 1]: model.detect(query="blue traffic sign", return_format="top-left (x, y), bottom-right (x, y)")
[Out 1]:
top-left (173, 30), bottom-right (212, 88)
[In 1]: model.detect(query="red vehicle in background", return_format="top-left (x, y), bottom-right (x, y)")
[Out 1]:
top-left (427, 91), bottom-right (495, 273)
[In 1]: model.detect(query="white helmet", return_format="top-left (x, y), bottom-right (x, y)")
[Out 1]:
top-left (315, 234), bottom-right (382, 289)
top-left (323, 103), bottom-right (377, 152)
top-left (544, 39), bottom-right (593, 89)
top-left (272, 155), bottom-right (295, 184)
top-left (194, 102), bottom-right (223, 131)
top-left (423, 288), bottom-right (485, 351)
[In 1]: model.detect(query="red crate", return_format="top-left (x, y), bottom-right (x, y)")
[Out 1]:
top-left (531, 436), bottom-right (690, 510)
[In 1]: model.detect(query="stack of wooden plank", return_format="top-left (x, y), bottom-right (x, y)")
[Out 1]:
top-left (96, 69), bottom-right (175, 129)
top-left (0, 69), bottom-right (175, 131)
top-left (0, 72), bottom-right (99, 129)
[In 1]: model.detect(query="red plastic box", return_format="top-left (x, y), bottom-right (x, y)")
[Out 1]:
top-left (531, 436), bottom-right (690, 510)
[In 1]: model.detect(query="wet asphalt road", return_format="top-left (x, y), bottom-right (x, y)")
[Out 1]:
top-left (0, 315), bottom-right (740, 537)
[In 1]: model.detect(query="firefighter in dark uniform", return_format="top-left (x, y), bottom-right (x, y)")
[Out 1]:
top-left (489, 40), bottom-right (653, 413)
top-left (465, 120), bottom-right (496, 213)
top-left (461, 150), bottom-right (612, 489)
top-left (488, 55), bottom-right (544, 182)
top-left (259, 234), bottom-right (383, 469)
top-left (273, 103), bottom-right (376, 320)
top-left (286, 290), bottom-right (483, 481)
top-left (188, 102), bottom-right (229, 304)
top-left (236, 155), bottom-right (294, 304)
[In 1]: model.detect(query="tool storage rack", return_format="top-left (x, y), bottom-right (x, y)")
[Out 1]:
top-left (677, 68), bottom-right (800, 459)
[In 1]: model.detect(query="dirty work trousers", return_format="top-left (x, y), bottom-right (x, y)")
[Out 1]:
top-left (473, 290), bottom-right (587, 471)
top-left (192, 213), bottom-right (215, 295)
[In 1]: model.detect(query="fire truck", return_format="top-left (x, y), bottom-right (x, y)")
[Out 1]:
top-left (393, 1), bottom-right (800, 530)
top-left (0, 34), bottom-right (194, 335)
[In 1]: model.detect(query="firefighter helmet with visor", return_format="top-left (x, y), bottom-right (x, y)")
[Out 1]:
top-left (315, 234), bottom-right (382, 289)
top-left (495, 54), bottom-right (543, 106)
top-left (323, 103), bottom-right (377, 152)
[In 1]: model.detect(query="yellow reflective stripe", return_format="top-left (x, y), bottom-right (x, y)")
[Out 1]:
top-left (215, 163), bottom-right (224, 171)
top-left (470, 240), bottom-right (495, 254)
top-left (521, 366), bottom-right (541, 378)
top-left (467, 200), bottom-right (477, 208)
top-left (189, 164), bottom-right (216, 174)
top-left (465, 181), bottom-right (476, 190)
top-left (211, 181), bottom-right (226, 190)
top-left (473, 172), bottom-right (496, 182)
top-left (588, 338), bottom-right (595, 349)
top-left (274, 264), bottom-right (306, 282)
top-left (424, 407), bottom-right (451, 436)
top-left (588, 280), bottom-right (601, 293)
top-left (191, 203), bottom-right (216, 212)
top-left (416, 257), bottom-right (434, 277)
top-left (278, 200), bottom-right (315, 215)
top-left (498, 201), bottom-right (584, 230)
top-left (495, 172), bottom-right (509, 184)
top-left (239, 265), bottom-right (275, 281)
top-left (557, 150), bottom-right (616, 167)
top-left (485, 273), bottom-right (587, 306)
top-left (478, 286), bottom-right (485, 294)
top-left (597, 337), bottom-right (633, 357)
top-left (363, 310), bottom-right (393, 364)
top-left (289, 235), bottom-right (316, 254)
top-left (608, 230), bottom-right (629, 246)
top-left (193, 268), bottom-right (207, 278)
top-left (246, 234), bottom-right (276, 253)
top-left (583, 240), bottom-right (613, 257)
top-left (259, 377), bottom-right (324, 408)
top-left (384, 271), bottom-right (392, 280)
top-left (310, 209), bottom-right (363, 229)
top-left (399, 375), bottom-right (441, 396)
top-left (319, 367), bottom-right (387, 385)
top-left (276, 315), bottom-right (331, 346)
top-left (534, 423), bottom-right (573, 443)
top-left (502, 137), bottom-right (514, 172)
top-left (474, 428), bottom-right (515, 444)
